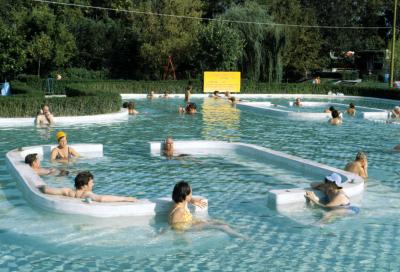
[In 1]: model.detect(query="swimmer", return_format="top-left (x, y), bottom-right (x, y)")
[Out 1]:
top-left (147, 91), bottom-right (155, 99)
top-left (122, 102), bottom-right (129, 108)
top-left (184, 85), bottom-right (192, 102)
top-left (225, 91), bottom-right (232, 98)
top-left (169, 181), bottom-right (244, 238)
top-left (213, 91), bottom-right (222, 99)
top-left (35, 104), bottom-right (54, 126)
top-left (162, 90), bottom-right (170, 98)
top-left (179, 102), bottom-right (197, 114)
top-left (347, 103), bottom-right (356, 116)
top-left (324, 106), bottom-right (335, 113)
top-left (24, 153), bottom-right (68, 176)
top-left (50, 131), bottom-right (80, 163)
top-left (39, 171), bottom-right (137, 202)
top-left (127, 101), bottom-right (139, 115)
top-left (163, 137), bottom-right (174, 159)
top-left (344, 151), bottom-right (368, 179)
top-left (391, 106), bottom-right (400, 118)
top-left (329, 110), bottom-right (342, 125)
top-left (294, 98), bottom-right (302, 107)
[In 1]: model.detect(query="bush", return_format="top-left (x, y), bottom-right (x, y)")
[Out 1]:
top-left (50, 68), bottom-right (110, 80)
top-left (0, 81), bottom-right (121, 117)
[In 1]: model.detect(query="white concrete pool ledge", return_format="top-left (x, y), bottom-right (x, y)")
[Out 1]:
top-left (6, 144), bottom-right (208, 218)
top-left (237, 101), bottom-right (389, 120)
top-left (150, 140), bottom-right (364, 208)
top-left (0, 109), bottom-right (128, 127)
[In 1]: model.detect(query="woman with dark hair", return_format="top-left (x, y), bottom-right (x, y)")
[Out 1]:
top-left (329, 110), bottom-right (343, 125)
top-left (169, 181), bottom-right (206, 230)
top-left (347, 103), bottom-right (356, 116)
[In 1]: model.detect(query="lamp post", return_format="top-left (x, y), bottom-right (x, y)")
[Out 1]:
top-left (390, 0), bottom-right (398, 87)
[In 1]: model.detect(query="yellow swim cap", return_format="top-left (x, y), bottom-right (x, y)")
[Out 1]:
top-left (56, 131), bottom-right (67, 141)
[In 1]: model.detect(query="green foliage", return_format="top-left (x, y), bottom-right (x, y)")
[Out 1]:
top-left (222, 2), bottom-right (285, 82)
top-left (0, 81), bottom-right (121, 117)
top-left (194, 21), bottom-right (244, 72)
top-left (51, 68), bottom-right (109, 80)
top-left (0, 21), bottom-right (26, 79)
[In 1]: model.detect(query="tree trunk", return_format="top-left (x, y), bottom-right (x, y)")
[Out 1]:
top-left (37, 58), bottom-right (41, 78)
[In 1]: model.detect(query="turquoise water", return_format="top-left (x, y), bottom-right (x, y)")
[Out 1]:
top-left (1, 97), bottom-right (400, 271)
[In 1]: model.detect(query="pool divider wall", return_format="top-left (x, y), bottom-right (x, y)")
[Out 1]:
top-left (150, 140), bottom-right (364, 209)
top-left (6, 144), bottom-right (208, 218)
top-left (0, 108), bottom-right (128, 127)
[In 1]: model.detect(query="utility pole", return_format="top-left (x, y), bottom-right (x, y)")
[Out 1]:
top-left (390, 0), bottom-right (398, 87)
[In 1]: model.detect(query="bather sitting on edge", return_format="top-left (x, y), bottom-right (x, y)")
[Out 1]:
top-left (25, 153), bottom-right (68, 176)
top-left (39, 171), bottom-right (137, 202)
top-left (344, 152), bottom-right (368, 179)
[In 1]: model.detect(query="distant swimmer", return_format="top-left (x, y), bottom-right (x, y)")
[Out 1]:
top-left (293, 97), bottom-right (302, 107)
top-left (39, 171), bottom-right (137, 202)
top-left (25, 153), bottom-right (68, 176)
top-left (391, 106), bottom-right (400, 118)
top-left (184, 85), bottom-right (192, 102)
top-left (213, 91), bottom-right (222, 99)
top-left (324, 106), bottom-right (335, 113)
top-left (128, 101), bottom-right (139, 115)
top-left (163, 137), bottom-right (174, 159)
top-left (344, 152), bottom-right (368, 179)
top-left (179, 102), bottom-right (197, 114)
top-left (329, 110), bottom-right (342, 125)
top-left (225, 91), bottom-right (232, 98)
top-left (147, 91), bottom-right (155, 99)
top-left (347, 103), bottom-right (356, 116)
top-left (35, 104), bottom-right (54, 126)
top-left (50, 131), bottom-right (80, 163)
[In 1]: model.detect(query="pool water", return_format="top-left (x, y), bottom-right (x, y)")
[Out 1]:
top-left (1, 97), bottom-right (400, 271)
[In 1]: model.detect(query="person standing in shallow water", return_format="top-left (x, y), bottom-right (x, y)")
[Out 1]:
top-left (50, 131), bottom-right (80, 163)
top-left (347, 103), bottom-right (356, 116)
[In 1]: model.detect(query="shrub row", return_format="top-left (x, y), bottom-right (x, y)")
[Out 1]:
top-left (0, 82), bottom-right (121, 117)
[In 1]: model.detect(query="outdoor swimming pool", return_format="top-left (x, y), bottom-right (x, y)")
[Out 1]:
top-left (0, 96), bottom-right (399, 271)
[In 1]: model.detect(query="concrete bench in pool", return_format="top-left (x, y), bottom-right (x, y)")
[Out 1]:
top-left (5, 144), bottom-right (208, 218)
top-left (150, 140), bottom-right (365, 209)
top-left (0, 109), bottom-right (128, 127)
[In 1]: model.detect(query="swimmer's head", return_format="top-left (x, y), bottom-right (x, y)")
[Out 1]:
top-left (172, 181), bottom-right (192, 203)
top-left (56, 131), bottom-right (67, 142)
top-left (24, 153), bottom-right (38, 167)
top-left (74, 171), bottom-right (94, 190)
top-left (128, 102), bottom-right (135, 110)
top-left (356, 151), bottom-right (367, 161)
top-left (213, 91), bottom-right (219, 95)
top-left (395, 106), bottom-right (400, 113)
top-left (331, 110), bottom-right (339, 118)
top-left (349, 103), bottom-right (355, 109)
top-left (185, 102), bottom-right (197, 113)
top-left (329, 106), bottom-right (335, 112)
top-left (324, 173), bottom-right (343, 189)
top-left (122, 102), bottom-right (129, 108)
top-left (164, 137), bottom-right (174, 152)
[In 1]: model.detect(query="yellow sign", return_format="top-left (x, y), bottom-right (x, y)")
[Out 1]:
top-left (203, 72), bottom-right (241, 93)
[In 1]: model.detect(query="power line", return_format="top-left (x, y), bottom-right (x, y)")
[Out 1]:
top-left (32, 0), bottom-right (392, 30)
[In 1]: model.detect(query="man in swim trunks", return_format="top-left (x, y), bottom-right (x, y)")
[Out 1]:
top-left (39, 171), bottom-right (137, 202)
top-left (25, 153), bottom-right (68, 176)
top-left (35, 104), bottom-right (54, 125)
top-left (344, 151), bottom-right (368, 179)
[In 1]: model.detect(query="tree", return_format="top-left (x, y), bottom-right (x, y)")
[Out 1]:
top-left (0, 21), bottom-right (26, 79)
top-left (222, 2), bottom-right (285, 82)
top-left (136, 0), bottom-right (203, 79)
top-left (194, 21), bottom-right (244, 72)
top-left (28, 33), bottom-right (53, 77)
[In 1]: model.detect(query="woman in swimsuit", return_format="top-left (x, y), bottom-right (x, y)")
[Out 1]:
top-left (169, 181), bottom-right (207, 230)
top-left (50, 131), bottom-right (80, 162)
top-left (39, 171), bottom-right (137, 202)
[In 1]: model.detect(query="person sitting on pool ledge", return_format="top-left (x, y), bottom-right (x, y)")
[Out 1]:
top-left (329, 110), bottom-right (342, 125)
top-left (50, 131), bottom-right (80, 163)
top-left (39, 171), bottom-right (137, 202)
top-left (293, 97), bottom-right (302, 107)
top-left (344, 151), bottom-right (368, 179)
top-left (347, 103), bottom-right (356, 116)
top-left (25, 153), bottom-right (68, 176)
top-left (305, 173), bottom-right (350, 208)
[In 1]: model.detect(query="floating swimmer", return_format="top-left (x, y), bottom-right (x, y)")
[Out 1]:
top-left (50, 131), bottom-right (80, 163)
top-left (39, 171), bottom-right (137, 202)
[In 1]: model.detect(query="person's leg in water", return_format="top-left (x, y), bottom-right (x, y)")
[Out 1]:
top-left (191, 219), bottom-right (248, 239)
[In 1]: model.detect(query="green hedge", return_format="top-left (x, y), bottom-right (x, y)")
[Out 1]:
top-left (0, 82), bottom-right (121, 117)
